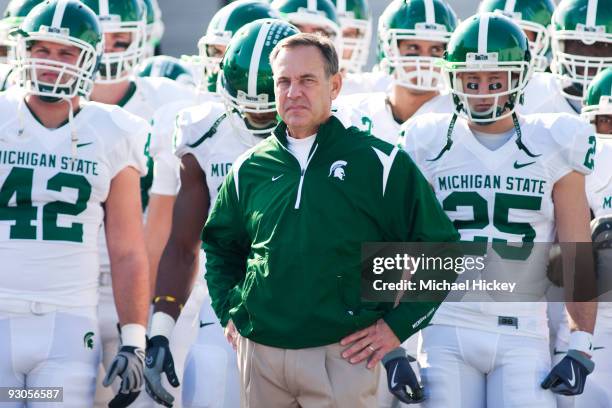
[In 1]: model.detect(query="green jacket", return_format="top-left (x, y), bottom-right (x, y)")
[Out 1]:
top-left (202, 114), bottom-right (459, 349)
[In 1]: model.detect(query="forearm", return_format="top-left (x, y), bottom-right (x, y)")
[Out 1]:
top-left (566, 302), bottom-right (597, 334)
top-left (111, 251), bottom-right (150, 327)
top-left (144, 194), bottom-right (176, 296)
top-left (153, 240), bottom-right (200, 320)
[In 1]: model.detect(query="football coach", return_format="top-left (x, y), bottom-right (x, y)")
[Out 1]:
top-left (202, 33), bottom-right (459, 408)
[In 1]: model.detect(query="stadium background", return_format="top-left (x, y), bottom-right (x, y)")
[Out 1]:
top-left (0, 0), bottom-right (480, 70)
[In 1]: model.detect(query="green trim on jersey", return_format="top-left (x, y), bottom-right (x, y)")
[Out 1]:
top-left (116, 80), bottom-right (138, 108)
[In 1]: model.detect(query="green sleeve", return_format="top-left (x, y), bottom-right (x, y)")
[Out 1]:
top-left (201, 171), bottom-right (250, 327)
top-left (382, 151), bottom-right (460, 342)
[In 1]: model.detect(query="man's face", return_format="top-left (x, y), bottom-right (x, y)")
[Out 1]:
top-left (563, 40), bottom-right (612, 76)
top-left (244, 111), bottom-right (277, 129)
top-left (29, 40), bottom-right (81, 84)
top-left (294, 23), bottom-right (335, 40)
top-left (104, 32), bottom-right (132, 53)
top-left (596, 114), bottom-right (612, 135)
top-left (273, 45), bottom-right (341, 132)
top-left (457, 70), bottom-right (510, 114)
top-left (397, 39), bottom-right (445, 60)
top-left (341, 26), bottom-right (359, 60)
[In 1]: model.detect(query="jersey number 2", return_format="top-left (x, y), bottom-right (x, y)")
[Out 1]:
top-left (0, 167), bottom-right (91, 242)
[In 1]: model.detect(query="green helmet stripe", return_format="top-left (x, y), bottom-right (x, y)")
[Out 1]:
top-left (51, 0), bottom-right (69, 29)
top-left (478, 13), bottom-right (490, 54)
top-left (504, 0), bottom-right (517, 13)
top-left (248, 21), bottom-right (272, 95)
top-left (424, 0), bottom-right (435, 24)
top-left (99, 0), bottom-right (109, 17)
top-left (587, 0), bottom-right (598, 26)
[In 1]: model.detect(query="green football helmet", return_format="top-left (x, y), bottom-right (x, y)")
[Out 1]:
top-left (378, 0), bottom-right (458, 92)
top-left (12, 0), bottom-right (103, 100)
top-left (141, 0), bottom-right (163, 58)
top-left (220, 18), bottom-right (299, 134)
top-left (136, 55), bottom-right (195, 87)
top-left (197, 0), bottom-right (280, 93)
top-left (0, 0), bottom-right (45, 64)
top-left (443, 12), bottom-right (532, 123)
top-left (582, 66), bottom-right (612, 137)
top-left (551, 0), bottom-right (612, 101)
top-left (271, 0), bottom-right (341, 42)
top-left (80, 0), bottom-right (146, 83)
top-left (331, 0), bottom-right (371, 73)
top-left (478, 0), bottom-right (555, 72)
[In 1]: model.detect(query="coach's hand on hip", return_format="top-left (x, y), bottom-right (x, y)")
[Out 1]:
top-left (340, 319), bottom-right (400, 369)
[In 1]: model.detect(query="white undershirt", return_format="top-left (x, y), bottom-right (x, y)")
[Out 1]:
top-left (286, 133), bottom-right (316, 169)
top-left (472, 128), bottom-right (515, 151)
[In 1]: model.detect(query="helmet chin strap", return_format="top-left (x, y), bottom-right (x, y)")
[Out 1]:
top-left (429, 104), bottom-right (540, 162)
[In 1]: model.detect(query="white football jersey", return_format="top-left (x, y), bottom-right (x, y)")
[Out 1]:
top-left (587, 139), bottom-right (612, 219)
top-left (0, 63), bottom-right (14, 92)
top-left (149, 91), bottom-right (220, 196)
top-left (341, 70), bottom-right (392, 96)
top-left (174, 102), bottom-right (264, 206)
top-left (0, 88), bottom-right (149, 307)
top-left (334, 92), bottom-right (400, 144)
top-left (402, 112), bottom-right (594, 337)
top-left (519, 72), bottom-right (579, 115)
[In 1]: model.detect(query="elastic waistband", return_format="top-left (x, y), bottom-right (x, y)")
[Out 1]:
top-left (0, 298), bottom-right (92, 316)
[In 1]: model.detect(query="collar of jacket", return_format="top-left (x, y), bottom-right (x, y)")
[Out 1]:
top-left (272, 113), bottom-right (346, 149)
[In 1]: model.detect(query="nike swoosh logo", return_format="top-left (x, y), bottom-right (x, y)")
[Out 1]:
top-left (568, 361), bottom-right (576, 387)
top-left (272, 174), bottom-right (284, 181)
top-left (513, 160), bottom-right (535, 169)
top-left (199, 321), bottom-right (214, 328)
top-left (390, 363), bottom-right (399, 389)
top-left (76, 142), bottom-right (93, 148)
top-left (593, 346), bottom-right (605, 351)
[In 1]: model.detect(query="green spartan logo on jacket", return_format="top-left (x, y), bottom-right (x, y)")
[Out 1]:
top-left (83, 331), bottom-right (95, 349)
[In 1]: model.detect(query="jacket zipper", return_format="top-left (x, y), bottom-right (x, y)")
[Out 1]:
top-left (294, 143), bottom-right (318, 209)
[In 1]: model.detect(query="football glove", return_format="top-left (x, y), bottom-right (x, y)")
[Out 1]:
top-left (103, 345), bottom-right (145, 408)
top-left (382, 348), bottom-right (425, 404)
top-left (541, 350), bottom-right (594, 396)
top-left (144, 335), bottom-right (180, 407)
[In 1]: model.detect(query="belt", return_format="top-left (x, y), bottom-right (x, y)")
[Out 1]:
top-left (0, 299), bottom-right (76, 315)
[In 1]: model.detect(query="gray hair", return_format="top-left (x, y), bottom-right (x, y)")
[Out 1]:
top-left (269, 32), bottom-right (339, 78)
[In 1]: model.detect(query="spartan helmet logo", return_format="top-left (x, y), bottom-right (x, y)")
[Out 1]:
top-left (329, 160), bottom-right (348, 181)
top-left (83, 331), bottom-right (94, 349)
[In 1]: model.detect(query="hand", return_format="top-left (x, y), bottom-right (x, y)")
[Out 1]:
top-left (225, 319), bottom-right (238, 351)
top-left (103, 346), bottom-right (145, 408)
top-left (383, 351), bottom-right (425, 404)
top-left (144, 335), bottom-right (180, 407)
top-left (541, 350), bottom-right (594, 396)
top-left (340, 319), bottom-right (401, 369)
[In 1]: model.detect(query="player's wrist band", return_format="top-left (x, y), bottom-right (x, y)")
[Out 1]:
top-left (153, 295), bottom-right (184, 310)
top-left (120, 323), bottom-right (147, 350)
top-left (150, 311), bottom-right (176, 339)
top-left (569, 330), bottom-right (594, 355)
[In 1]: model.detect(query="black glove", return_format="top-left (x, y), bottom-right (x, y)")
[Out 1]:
top-left (541, 349), bottom-right (594, 396)
top-left (382, 348), bottom-right (425, 404)
top-left (144, 335), bottom-right (180, 407)
top-left (103, 345), bottom-right (145, 408)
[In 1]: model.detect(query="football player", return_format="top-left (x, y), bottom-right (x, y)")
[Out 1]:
top-left (331, 0), bottom-right (371, 74)
top-left (0, 1), bottom-right (150, 407)
top-left (478, 0), bottom-right (555, 72)
top-left (336, 0), bottom-right (457, 145)
top-left (143, 19), bottom-right (300, 408)
top-left (80, 0), bottom-right (196, 407)
top-left (578, 67), bottom-right (612, 408)
top-left (401, 13), bottom-right (597, 407)
top-left (184, 0), bottom-right (281, 93)
top-left (136, 55), bottom-right (196, 89)
top-left (0, 0), bottom-right (46, 91)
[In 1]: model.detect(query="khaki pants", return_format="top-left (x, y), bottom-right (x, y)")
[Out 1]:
top-left (237, 335), bottom-right (380, 408)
